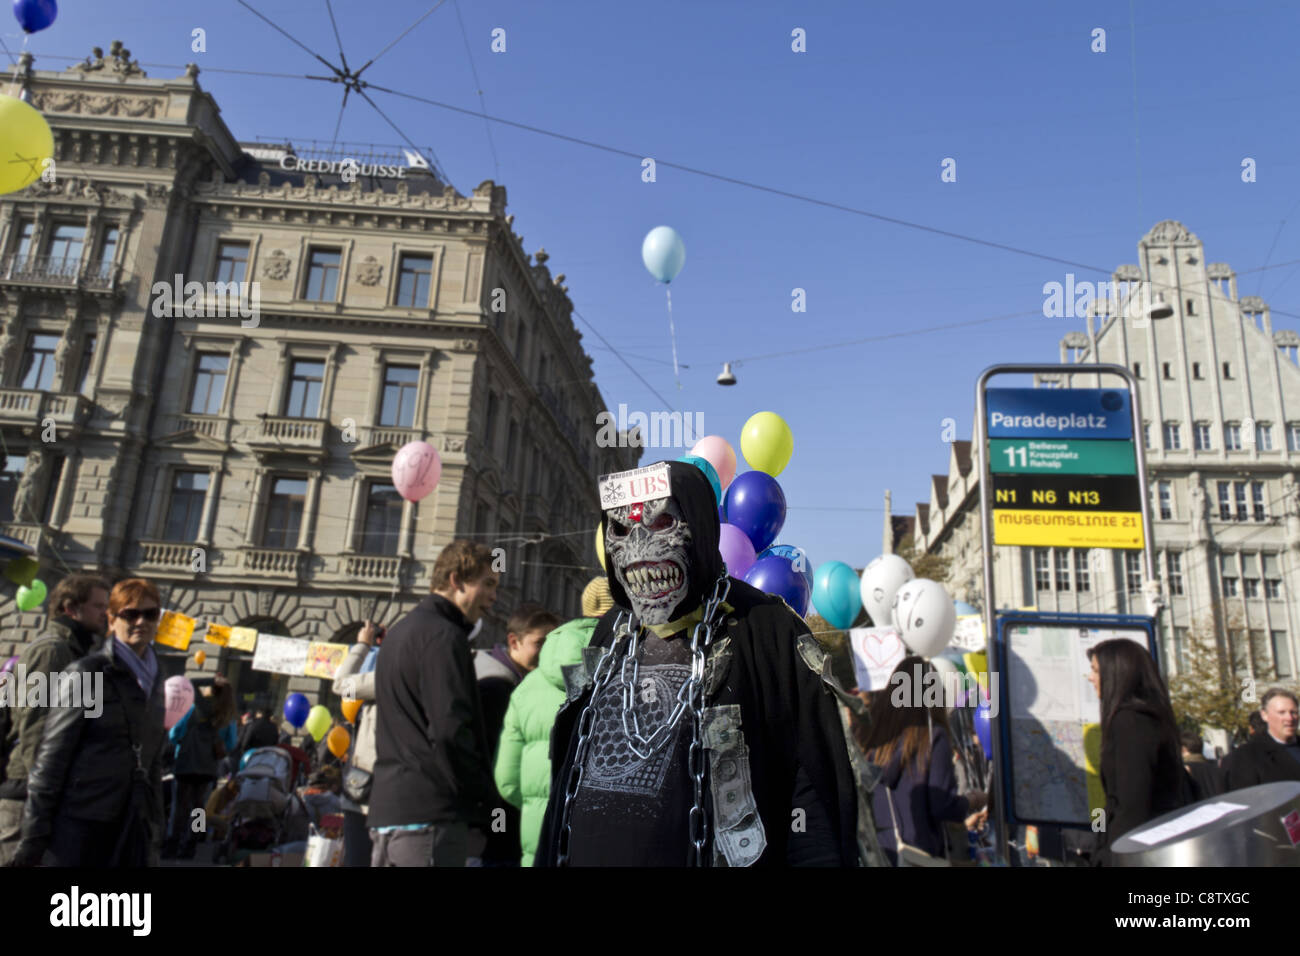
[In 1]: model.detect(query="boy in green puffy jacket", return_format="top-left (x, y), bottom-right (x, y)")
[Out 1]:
top-left (495, 577), bottom-right (612, 866)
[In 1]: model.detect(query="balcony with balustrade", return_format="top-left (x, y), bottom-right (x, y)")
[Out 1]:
top-left (341, 553), bottom-right (406, 586)
top-left (135, 540), bottom-right (204, 575)
top-left (0, 389), bottom-right (92, 437)
top-left (240, 546), bottom-right (306, 581)
top-left (247, 415), bottom-right (328, 460)
top-left (0, 255), bottom-right (123, 297)
top-left (165, 413), bottom-right (233, 443)
top-left (360, 425), bottom-right (421, 450)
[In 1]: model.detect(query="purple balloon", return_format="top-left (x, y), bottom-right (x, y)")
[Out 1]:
top-left (718, 523), bottom-right (757, 578)
top-left (723, 471), bottom-right (787, 553)
top-left (743, 554), bottom-right (810, 617)
top-left (974, 700), bottom-right (992, 760)
top-left (1, 655), bottom-right (17, 674)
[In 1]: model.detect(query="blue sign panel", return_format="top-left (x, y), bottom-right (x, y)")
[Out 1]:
top-left (986, 388), bottom-right (1132, 440)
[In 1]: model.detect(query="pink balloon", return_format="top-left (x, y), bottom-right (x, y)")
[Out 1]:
top-left (718, 523), bottom-right (757, 578)
top-left (164, 675), bottom-right (195, 730)
top-left (391, 441), bottom-right (442, 502)
top-left (0, 655), bottom-right (17, 674)
top-left (690, 435), bottom-right (737, 491)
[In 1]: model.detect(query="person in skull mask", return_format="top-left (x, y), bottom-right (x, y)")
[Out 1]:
top-left (536, 460), bottom-right (881, 867)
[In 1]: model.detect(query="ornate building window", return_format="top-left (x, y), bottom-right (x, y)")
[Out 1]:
top-left (188, 353), bottom-right (229, 415)
top-left (379, 365), bottom-right (419, 427)
top-left (285, 360), bottom-right (325, 418)
top-left (360, 481), bottom-right (403, 556)
top-left (263, 477), bottom-right (308, 548)
top-left (396, 254), bottom-right (432, 307)
top-left (215, 241), bottom-right (249, 283)
top-left (19, 334), bottom-right (58, 391)
top-left (45, 223), bottom-right (85, 277)
top-left (1167, 552), bottom-right (1184, 596)
top-left (164, 471), bottom-right (209, 541)
top-left (303, 248), bottom-right (341, 301)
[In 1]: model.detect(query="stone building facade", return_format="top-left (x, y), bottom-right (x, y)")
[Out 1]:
top-left (0, 46), bottom-right (637, 710)
top-left (887, 222), bottom-right (1300, 683)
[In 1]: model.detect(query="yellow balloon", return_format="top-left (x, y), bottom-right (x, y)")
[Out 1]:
top-left (0, 95), bottom-right (54, 196)
top-left (740, 411), bottom-right (794, 476)
top-left (326, 725), bottom-right (351, 759)
top-left (595, 521), bottom-right (606, 570)
top-left (194, 650), bottom-right (207, 667)
top-left (341, 698), bottom-right (362, 724)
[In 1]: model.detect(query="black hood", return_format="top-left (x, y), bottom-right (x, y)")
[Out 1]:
top-left (602, 459), bottom-right (722, 623)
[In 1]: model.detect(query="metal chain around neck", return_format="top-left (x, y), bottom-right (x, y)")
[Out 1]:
top-left (556, 572), bottom-right (731, 867)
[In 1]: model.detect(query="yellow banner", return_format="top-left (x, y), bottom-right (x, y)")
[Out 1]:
top-left (992, 509), bottom-right (1144, 549)
top-left (154, 611), bottom-right (196, 650)
top-left (305, 642), bottom-right (349, 679)
top-left (229, 627), bottom-right (258, 652)
top-left (204, 623), bottom-right (231, 647)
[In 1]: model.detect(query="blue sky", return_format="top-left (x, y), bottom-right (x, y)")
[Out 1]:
top-left (11, 0), bottom-right (1300, 571)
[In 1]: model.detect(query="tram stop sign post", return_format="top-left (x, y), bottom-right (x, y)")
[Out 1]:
top-left (975, 364), bottom-right (1159, 865)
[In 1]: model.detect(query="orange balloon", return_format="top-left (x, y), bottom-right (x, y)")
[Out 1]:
top-left (195, 650), bottom-right (207, 667)
top-left (341, 698), bottom-right (362, 724)
top-left (326, 725), bottom-right (351, 759)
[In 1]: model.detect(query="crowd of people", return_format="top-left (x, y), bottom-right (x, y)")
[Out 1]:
top-left (0, 493), bottom-right (1297, 867)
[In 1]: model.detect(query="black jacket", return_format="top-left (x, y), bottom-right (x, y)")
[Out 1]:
top-left (20, 639), bottom-right (166, 855)
top-left (1222, 732), bottom-right (1300, 790)
top-left (0, 616), bottom-right (100, 794)
top-left (537, 460), bottom-right (859, 867)
top-left (173, 692), bottom-right (221, 779)
top-left (1183, 755), bottom-right (1225, 800)
top-left (236, 717), bottom-right (279, 763)
top-left (1096, 706), bottom-right (1190, 864)
top-left (368, 594), bottom-right (494, 829)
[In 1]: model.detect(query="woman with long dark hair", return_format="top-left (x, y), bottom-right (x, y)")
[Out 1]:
top-left (1086, 638), bottom-right (1192, 865)
top-left (853, 657), bottom-right (986, 866)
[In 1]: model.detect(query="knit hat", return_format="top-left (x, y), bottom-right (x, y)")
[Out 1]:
top-left (581, 576), bottom-right (614, 618)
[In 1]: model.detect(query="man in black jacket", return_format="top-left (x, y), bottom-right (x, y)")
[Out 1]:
top-left (368, 540), bottom-right (499, 866)
top-left (0, 573), bottom-right (109, 866)
top-left (1223, 688), bottom-right (1300, 791)
top-left (536, 460), bottom-right (879, 867)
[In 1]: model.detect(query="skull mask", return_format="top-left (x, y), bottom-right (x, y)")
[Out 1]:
top-left (605, 495), bottom-right (691, 625)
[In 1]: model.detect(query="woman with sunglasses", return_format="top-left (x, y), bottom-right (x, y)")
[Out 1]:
top-left (9, 579), bottom-right (167, 867)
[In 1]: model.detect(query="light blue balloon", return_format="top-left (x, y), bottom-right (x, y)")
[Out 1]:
top-left (676, 455), bottom-right (721, 503)
top-left (954, 600), bottom-right (978, 616)
top-left (641, 225), bottom-right (686, 283)
top-left (812, 560), bottom-right (862, 630)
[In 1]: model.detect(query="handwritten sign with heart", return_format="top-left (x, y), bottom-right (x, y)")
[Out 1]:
top-left (849, 626), bottom-right (908, 691)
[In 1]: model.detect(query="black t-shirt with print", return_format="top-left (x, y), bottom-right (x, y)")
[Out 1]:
top-left (566, 630), bottom-right (696, 866)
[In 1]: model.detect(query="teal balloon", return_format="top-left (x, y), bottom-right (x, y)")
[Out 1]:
top-left (641, 226), bottom-right (686, 283)
top-left (16, 578), bottom-right (46, 612)
top-left (811, 561), bottom-right (861, 630)
top-left (676, 455), bottom-right (721, 503)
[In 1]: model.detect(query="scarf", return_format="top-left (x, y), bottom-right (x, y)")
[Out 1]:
top-left (114, 637), bottom-right (158, 695)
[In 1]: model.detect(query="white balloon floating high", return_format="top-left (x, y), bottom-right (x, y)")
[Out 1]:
top-left (860, 554), bottom-right (915, 628)
top-left (891, 578), bottom-right (956, 659)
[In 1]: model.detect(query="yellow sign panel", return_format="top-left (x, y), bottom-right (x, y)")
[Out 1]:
top-left (204, 623), bottom-right (231, 646)
top-left (154, 610), bottom-right (197, 650)
top-left (304, 642), bottom-right (349, 679)
top-left (992, 509), bottom-right (1144, 549)
top-left (229, 627), bottom-right (259, 652)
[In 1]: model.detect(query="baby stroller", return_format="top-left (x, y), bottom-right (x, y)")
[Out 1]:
top-left (212, 746), bottom-right (309, 864)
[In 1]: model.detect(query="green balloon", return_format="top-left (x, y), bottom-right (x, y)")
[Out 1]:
top-left (3, 556), bottom-right (38, 587)
top-left (16, 579), bottom-right (46, 612)
top-left (305, 704), bottom-right (332, 742)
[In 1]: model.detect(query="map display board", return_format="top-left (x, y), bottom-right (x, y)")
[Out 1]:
top-left (997, 613), bottom-right (1154, 826)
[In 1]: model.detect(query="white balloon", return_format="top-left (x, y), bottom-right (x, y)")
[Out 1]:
top-left (859, 554), bottom-right (915, 628)
top-left (891, 578), bottom-right (956, 658)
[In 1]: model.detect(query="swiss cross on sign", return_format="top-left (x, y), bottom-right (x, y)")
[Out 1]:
top-left (628, 502), bottom-right (644, 523)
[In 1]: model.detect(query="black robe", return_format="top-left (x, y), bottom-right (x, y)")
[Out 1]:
top-left (536, 460), bottom-right (864, 866)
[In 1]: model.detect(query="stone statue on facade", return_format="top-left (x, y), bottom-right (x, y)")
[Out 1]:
top-left (11, 450), bottom-right (48, 524)
top-left (1283, 473), bottom-right (1300, 549)
top-left (1189, 477), bottom-right (1207, 542)
top-left (0, 319), bottom-right (16, 384)
top-left (53, 328), bottom-right (75, 388)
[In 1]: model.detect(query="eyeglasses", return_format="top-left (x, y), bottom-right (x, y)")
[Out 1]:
top-left (116, 607), bottom-right (161, 623)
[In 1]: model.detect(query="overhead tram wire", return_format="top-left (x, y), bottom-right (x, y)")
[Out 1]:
top-left (452, 0), bottom-right (500, 181)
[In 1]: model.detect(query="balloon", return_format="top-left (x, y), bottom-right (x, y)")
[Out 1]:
top-left (305, 705), bottom-right (332, 742)
top-left (1, 655), bottom-right (17, 674)
top-left (723, 471), bottom-right (787, 553)
top-left (859, 554), bottom-right (914, 627)
top-left (739, 411), bottom-right (794, 477)
top-left (744, 555), bottom-right (810, 617)
top-left (689, 436), bottom-right (737, 491)
top-left (641, 225), bottom-right (686, 283)
top-left (283, 692), bottom-right (310, 729)
top-left (391, 440), bottom-right (441, 502)
top-left (676, 454), bottom-right (721, 503)
top-left (164, 676), bottom-right (195, 730)
top-left (718, 523), bottom-right (757, 578)
top-left (595, 522), bottom-right (606, 571)
top-left (326, 725), bottom-right (351, 759)
top-left (891, 578), bottom-right (957, 659)
top-left (0, 95), bottom-right (54, 196)
top-left (12, 0), bottom-right (57, 33)
top-left (194, 650), bottom-right (207, 667)
top-left (954, 600), bottom-right (978, 617)
top-left (759, 544), bottom-right (813, 593)
top-left (3, 555), bottom-right (37, 587)
top-left (15, 578), bottom-right (46, 612)
top-left (974, 700), bottom-right (992, 760)
top-left (811, 561), bottom-right (862, 630)
top-left (341, 698), bottom-right (363, 724)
